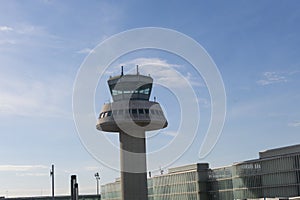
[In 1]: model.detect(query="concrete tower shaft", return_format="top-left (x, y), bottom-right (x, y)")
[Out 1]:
top-left (96, 68), bottom-right (168, 200)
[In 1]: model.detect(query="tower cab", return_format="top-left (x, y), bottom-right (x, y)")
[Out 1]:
top-left (108, 74), bottom-right (153, 102)
top-left (96, 67), bottom-right (168, 132)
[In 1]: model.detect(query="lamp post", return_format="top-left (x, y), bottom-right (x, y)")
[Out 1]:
top-left (94, 172), bottom-right (100, 196)
top-left (50, 164), bottom-right (54, 200)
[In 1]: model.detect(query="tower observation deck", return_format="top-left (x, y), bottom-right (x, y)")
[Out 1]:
top-left (96, 66), bottom-right (168, 200)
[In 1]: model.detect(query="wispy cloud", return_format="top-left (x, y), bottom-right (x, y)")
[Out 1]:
top-left (84, 166), bottom-right (100, 171)
top-left (77, 48), bottom-right (95, 54)
top-left (257, 71), bottom-right (288, 86)
top-left (0, 39), bottom-right (16, 45)
top-left (288, 120), bottom-right (300, 127)
top-left (120, 57), bottom-right (181, 69)
top-left (0, 73), bottom-right (72, 118)
top-left (162, 130), bottom-right (178, 137)
top-left (0, 23), bottom-right (63, 49)
top-left (0, 26), bottom-right (13, 32)
top-left (0, 165), bottom-right (48, 172)
top-left (116, 57), bottom-right (204, 89)
top-left (16, 24), bottom-right (55, 38)
top-left (16, 172), bottom-right (48, 177)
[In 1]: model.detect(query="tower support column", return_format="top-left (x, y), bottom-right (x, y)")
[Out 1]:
top-left (119, 130), bottom-right (148, 200)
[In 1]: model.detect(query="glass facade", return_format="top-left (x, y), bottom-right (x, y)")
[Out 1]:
top-left (101, 164), bottom-right (209, 200)
top-left (101, 145), bottom-right (300, 200)
top-left (149, 170), bottom-right (199, 200)
top-left (208, 166), bottom-right (234, 200)
top-left (101, 179), bottom-right (121, 200)
top-left (6, 195), bottom-right (101, 200)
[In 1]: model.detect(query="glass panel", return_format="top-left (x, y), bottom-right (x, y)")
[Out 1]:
top-left (139, 109), bottom-right (144, 114)
top-left (112, 90), bottom-right (118, 95)
top-left (144, 88), bottom-right (150, 94)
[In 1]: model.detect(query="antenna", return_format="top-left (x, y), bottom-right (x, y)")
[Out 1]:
top-left (121, 66), bottom-right (124, 76)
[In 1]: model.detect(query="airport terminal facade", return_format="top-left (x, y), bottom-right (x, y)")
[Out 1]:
top-left (101, 144), bottom-right (300, 200)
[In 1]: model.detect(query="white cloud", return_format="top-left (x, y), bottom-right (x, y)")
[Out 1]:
top-left (63, 169), bottom-right (79, 173)
top-left (257, 71), bottom-right (288, 86)
top-left (84, 166), bottom-right (100, 171)
top-left (0, 26), bottom-right (13, 32)
top-left (0, 165), bottom-right (48, 172)
top-left (0, 73), bottom-right (72, 118)
top-left (0, 23), bottom-right (64, 50)
top-left (0, 39), bottom-right (16, 45)
top-left (162, 130), bottom-right (178, 137)
top-left (16, 172), bottom-right (48, 177)
top-left (77, 48), bottom-right (95, 54)
top-left (16, 24), bottom-right (47, 36)
top-left (120, 57), bottom-right (181, 69)
top-left (117, 57), bottom-right (204, 89)
top-left (288, 121), bottom-right (300, 127)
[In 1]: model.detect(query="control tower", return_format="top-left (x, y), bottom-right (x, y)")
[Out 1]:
top-left (96, 66), bottom-right (168, 200)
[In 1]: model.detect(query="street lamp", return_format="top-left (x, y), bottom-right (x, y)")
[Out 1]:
top-left (50, 164), bottom-right (55, 200)
top-left (94, 172), bottom-right (100, 196)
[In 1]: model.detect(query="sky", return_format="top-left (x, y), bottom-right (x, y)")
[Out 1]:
top-left (0, 0), bottom-right (300, 197)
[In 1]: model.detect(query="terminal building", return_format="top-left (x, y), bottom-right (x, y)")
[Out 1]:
top-left (101, 144), bottom-right (300, 200)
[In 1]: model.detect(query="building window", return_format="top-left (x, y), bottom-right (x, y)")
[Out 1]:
top-left (144, 88), bottom-right (150, 94)
top-left (112, 110), bottom-right (118, 116)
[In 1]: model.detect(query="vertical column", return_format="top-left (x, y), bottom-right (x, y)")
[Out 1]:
top-left (71, 175), bottom-right (78, 200)
top-left (119, 130), bottom-right (148, 200)
top-left (197, 163), bottom-right (209, 200)
top-left (50, 164), bottom-right (55, 200)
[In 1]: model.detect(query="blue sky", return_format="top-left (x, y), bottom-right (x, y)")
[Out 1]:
top-left (0, 0), bottom-right (300, 197)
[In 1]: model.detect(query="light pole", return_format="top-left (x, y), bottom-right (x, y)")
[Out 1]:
top-left (94, 172), bottom-right (100, 196)
top-left (50, 164), bottom-right (54, 200)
